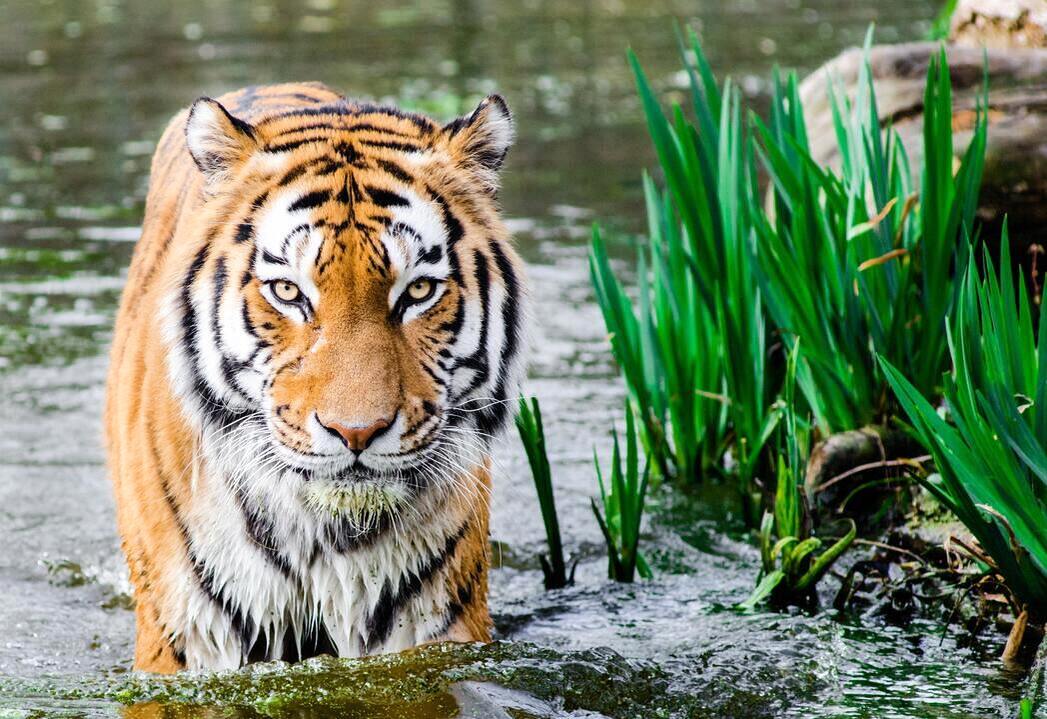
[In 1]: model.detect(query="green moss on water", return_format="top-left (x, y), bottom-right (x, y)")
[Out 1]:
top-left (5, 642), bottom-right (690, 719)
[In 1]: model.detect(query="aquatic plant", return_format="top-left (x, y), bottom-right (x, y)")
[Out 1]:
top-left (592, 403), bottom-right (652, 582)
top-left (516, 396), bottom-right (572, 589)
top-left (753, 40), bottom-right (986, 434)
top-left (589, 29), bottom-right (774, 494)
top-left (928, 0), bottom-right (959, 41)
top-left (592, 32), bottom-right (984, 501)
top-left (742, 345), bottom-right (856, 609)
top-left (881, 237), bottom-right (1047, 621)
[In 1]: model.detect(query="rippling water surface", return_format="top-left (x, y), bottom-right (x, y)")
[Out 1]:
top-left (0, 1), bottom-right (1038, 716)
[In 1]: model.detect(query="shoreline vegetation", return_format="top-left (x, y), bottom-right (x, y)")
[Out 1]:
top-left (517, 24), bottom-right (1045, 714)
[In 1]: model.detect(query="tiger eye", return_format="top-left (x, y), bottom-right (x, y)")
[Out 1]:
top-left (407, 279), bottom-right (434, 301)
top-left (272, 280), bottom-right (301, 303)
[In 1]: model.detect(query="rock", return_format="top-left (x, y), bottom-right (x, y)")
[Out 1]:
top-left (804, 425), bottom-right (925, 517)
top-left (799, 41), bottom-right (1047, 250)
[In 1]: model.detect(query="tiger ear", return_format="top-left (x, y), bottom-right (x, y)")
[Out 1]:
top-left (442, 94), bottom-right (514, 192)
top-left (185, 98), bottom-right (258, 185)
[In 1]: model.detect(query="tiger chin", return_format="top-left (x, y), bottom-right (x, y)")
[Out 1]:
top-left (104, 82), bottom-right (527, 672)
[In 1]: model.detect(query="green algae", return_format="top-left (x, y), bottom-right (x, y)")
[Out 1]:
top-left (2, 643), bottom-right (675, 719)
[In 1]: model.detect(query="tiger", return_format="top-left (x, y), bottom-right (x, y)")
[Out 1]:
top-left (104, 82), bottom-right (527, 672)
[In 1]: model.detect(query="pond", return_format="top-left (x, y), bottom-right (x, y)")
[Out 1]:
top-left (0, 0), bottom-right (1037, 716)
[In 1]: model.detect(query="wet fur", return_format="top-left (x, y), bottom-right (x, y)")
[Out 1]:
top-left (105, 83), bottom-right (525, 671)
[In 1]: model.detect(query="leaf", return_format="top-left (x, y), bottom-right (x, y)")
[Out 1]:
top-left (796, 520), bottom-right (857, 590)
top-left (740, 569), bottom-right (785, 609)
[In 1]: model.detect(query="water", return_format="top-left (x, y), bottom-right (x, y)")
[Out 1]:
top-left (0, 0), bottom-right (1039, 716)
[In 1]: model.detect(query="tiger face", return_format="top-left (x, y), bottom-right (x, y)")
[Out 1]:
top-left (168, 93), bottom-right (526, 526)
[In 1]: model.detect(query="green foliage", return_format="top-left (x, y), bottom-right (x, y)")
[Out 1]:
top-left (929, 0), bottom-right (959, 41)
top-left (1019, 698), bottom-right (1032, 719)
top-left (592, 404), bottom-right (653, 582)
top-left (589, 28), bottom-right (774, 491)
top-left (516, 397), bottom-right (571, 589)
top-left (741, 344), bottom-right (856, 609)
top-left (881, 236), bottom-right (1047, 616)
top-left (753, 38), bottom-right (986, 434)
top-left (591, 31), bottom-right (985, 509)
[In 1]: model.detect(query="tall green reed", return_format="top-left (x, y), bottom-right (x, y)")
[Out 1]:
top-left (742, 343), bottom-right (856, 609)
top-left (516, 396), bottom-right (571, 589)
top-left (882, 235), bottom-right (1047, 617)
top-left (592, 403), bottom-right (652, 582)
top-left (589, 29), bottom-right (773, 493)
top-left (753, 38), bottom-right (986, 434)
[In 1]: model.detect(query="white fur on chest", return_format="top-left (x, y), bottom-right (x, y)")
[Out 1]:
top-left (166, 444), bottom-right (470, 670)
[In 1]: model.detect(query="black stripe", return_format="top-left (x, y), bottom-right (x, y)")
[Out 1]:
top-left (233, 483), bottom-right (295, 578)
top-left (261, 249), bottom-right (287, 266)
top-left (358, 138), bottom-right (422, 153)
top-left (335, 180), bottom-right (350, 205)
top-left (277, 164), bottom-right (308, 186)
top-left (452, 251), bottom-right (492, 398)
top-left (262, 104), bottom-right (353, 122)
top-left (366, 187), bottom-right (409, 208)
top-left (434, 557), bottom-right (484, 638)
top-left (180, 246), bottom-right (240, 429)
top-left (418, 244), bottom-right (443, 264)
top-left (273, 121), bottom-right (339, 135)
top-left (346, 122), bottom-right (417, 138)
top-left (288, 190), bottom-right (331, 212)
top-left (346, 103), bottom-right (437, 132)
top-left (212, 258), bottom-right (257, 406)
top-left (234, 222), bottom-right (254, 244)
top-left (419, 358), bottom-right (447, 387)
top-left (364, 521), bottom-right (469, 651)
top-left (313, 159), bottom-right (341, 176)
top-left (147, 416), bottom-right (254, 660)
top-left (489, 243), bottom-right (521, 370)
top-left (376, 159), bottom-right (413, 183)
top-left (427, 188), bottom-right (464, 283)
top-left (273, 91), bottom-right (331, 103)
top-left (333, 142), bottom-right (363, 166)
top-left (241, 302), bottom-right (257, 336)
top-left (265, 136), bottom-right (331, 153)
top-left (323, 512), bottom-right (394, 553)
top-left (437, 294), bottom-right (466, 335)
top-left (481, 242), bottom-right (522, 434)
top-left (390, 222), bottom-right (421, 243)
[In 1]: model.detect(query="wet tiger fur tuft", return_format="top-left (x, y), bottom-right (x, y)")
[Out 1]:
top-left (104, 82), bottom-right (527, 672)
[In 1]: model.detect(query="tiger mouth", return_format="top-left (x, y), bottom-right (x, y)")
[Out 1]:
top-left (329, 465), bottom-right (383, 483)
top-left (304, 458), bottom-right (429, 491)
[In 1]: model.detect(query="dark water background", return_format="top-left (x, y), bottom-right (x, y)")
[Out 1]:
top-left (0, 0), bottom-right (1041, 716)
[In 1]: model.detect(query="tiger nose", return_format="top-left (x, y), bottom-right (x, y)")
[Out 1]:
top-left (318, 416), bottom-right (393, 452)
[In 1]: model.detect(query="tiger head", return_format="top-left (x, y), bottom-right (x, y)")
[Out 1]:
top-left (168, 92), bottom-right (526, 525)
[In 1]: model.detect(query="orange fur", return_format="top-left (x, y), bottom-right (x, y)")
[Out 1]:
top-left (105, 83), bottom-right (521, 671)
